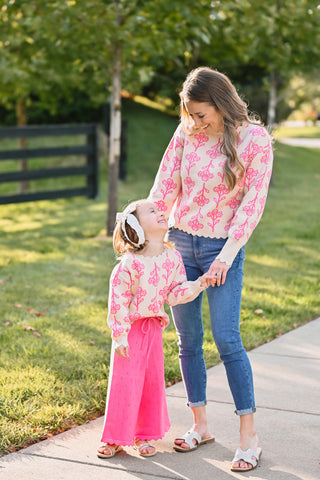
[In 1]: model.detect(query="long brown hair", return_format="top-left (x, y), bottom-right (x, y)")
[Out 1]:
top-left (180, 67), bottom-right (261, 190)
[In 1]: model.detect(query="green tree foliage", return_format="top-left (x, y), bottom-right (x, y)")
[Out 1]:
top-left (0, 1), bottom-right (84, 113)
top-left (1, 0), bottom-right (319, 121)
top-left (0, 0), bottom-right (215, 115)
top-left (1, 1), bottom-right (319, 204)
top-left (0, 0), bottom-right (215, 226)
top-left (202, 0), bottom-right (320, 127)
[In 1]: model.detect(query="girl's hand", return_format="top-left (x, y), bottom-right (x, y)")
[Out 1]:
top-left (115, 345), bottom-right (130, 358)
top-left (207, 258), bottom-right (230, 287)
top-left (199, 272), bottom-right (215, 288)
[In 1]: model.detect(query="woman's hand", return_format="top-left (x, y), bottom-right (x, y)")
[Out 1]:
top-left (115, 345), bottom-right (130, 358)
top-left (207, 258), bottom-right (230, 287)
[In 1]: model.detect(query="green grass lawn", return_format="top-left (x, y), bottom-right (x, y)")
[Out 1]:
top-left (274, 124), bottom-right (320, 139)
top-left (0, 101), bottom-right (319, 455)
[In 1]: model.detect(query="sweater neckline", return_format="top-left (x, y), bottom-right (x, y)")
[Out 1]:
top-left (134, 246), bottom-right (168, 259)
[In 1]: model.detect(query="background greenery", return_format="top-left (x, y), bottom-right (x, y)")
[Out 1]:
top-left (0, 101), bottom-right (319, 455)
top-left (1, 1), bottom-right (320, 128)
top-left (274, 125), bottom-right (320, 139)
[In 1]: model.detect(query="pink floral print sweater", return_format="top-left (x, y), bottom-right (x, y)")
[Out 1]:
top-left (148, 123), bottom-right (273, 266)
top-left (107, 246), bottom-right (204, 345)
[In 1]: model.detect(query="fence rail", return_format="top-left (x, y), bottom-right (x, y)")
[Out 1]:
top-left (0, 123), bottom-right (99, 205)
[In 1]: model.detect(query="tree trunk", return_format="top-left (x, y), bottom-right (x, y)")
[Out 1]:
top-left (267, 71), bottom-right (277, 132)
top-left (107, 43), bottom-right (122, 236)
top-left (16, 98), bottom-right (29, 193)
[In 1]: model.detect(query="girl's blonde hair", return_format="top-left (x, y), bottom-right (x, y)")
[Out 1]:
top-left (113, 201), bottom-right (146, 255)
top-left (180, 66), bottom-right (262, 190)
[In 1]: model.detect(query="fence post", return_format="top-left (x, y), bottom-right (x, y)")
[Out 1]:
top-left (86, 125), bottom-right (99, 199)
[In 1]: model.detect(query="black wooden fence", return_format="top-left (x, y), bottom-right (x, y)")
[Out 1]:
top-left (0, 124), bottom-right (99, 205)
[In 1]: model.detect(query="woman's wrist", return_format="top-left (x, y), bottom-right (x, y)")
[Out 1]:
top-left (216, 236), bottom-right (241, 267)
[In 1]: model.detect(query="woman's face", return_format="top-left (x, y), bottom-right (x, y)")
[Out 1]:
top-left (185, 100), bottom-right (224, 136)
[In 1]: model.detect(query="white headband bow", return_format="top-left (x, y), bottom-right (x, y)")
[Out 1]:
top-left (116, 203), bottom-right (145, 247)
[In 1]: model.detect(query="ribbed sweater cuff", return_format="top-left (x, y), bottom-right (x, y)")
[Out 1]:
top-left (215, 236), bottom-right (242, 267)
top-left (194, 277), bottom-right (205, 291)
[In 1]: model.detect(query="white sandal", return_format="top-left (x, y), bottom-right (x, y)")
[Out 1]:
top-left (231, 446), bottom-right (262, 471)
top-left (173, 430), bottom-right (215, 452)
top-left (97, 444), bottom-right (123, 458)
top-left (134, 441), bottom-right (157, 457)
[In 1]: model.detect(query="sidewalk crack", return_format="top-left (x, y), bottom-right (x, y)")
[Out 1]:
top-left (252, 352), bottom-right (320, 360)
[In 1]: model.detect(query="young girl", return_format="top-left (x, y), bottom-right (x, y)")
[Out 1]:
top-left (97, 199), bottom-right (212, 459)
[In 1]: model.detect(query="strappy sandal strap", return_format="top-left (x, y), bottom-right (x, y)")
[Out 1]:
top-left (134, 442), bottom-right (157, 457)
top-left (179, 431), bottom-right (201, 449)
top-left (97, 444), bottom-right (122, 458)
top-left (174, 430), bottom-right (202, 451)
top-left (232, 447), bottom-right (259, 468)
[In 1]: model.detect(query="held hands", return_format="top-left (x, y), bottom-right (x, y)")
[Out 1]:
top-left (207, 258), bottom-right (229, 287)
top-left (199, 259), bottom-right (230, 288)
top-left (199, 272), bottom-right (215, 288)
top-left (115, 345), bottom-right (130, 358)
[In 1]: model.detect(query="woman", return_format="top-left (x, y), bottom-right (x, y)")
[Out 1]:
top-left (148, 67), bottom-right (273, 472)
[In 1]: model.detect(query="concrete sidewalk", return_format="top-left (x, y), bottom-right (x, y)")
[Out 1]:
top-left (1, 318), bottom-right (319, 480)
top-left (278, 137), bottom-right (320, 148)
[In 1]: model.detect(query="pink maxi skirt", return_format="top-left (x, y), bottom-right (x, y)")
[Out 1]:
top-left (100, 316), bottom-right (170, 446)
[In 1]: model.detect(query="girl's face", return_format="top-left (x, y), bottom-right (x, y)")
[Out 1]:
top-left (136, 202), bottom-right (168, 238)
top-left (185, 100), bottom-right (224, 136)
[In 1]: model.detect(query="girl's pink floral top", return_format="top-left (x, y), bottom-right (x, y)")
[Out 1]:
top-left (107, 246), bottom-right (204, 345)
top-left (148, 123), bottom-right (273, 266)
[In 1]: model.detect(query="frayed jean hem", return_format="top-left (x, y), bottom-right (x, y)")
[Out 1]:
top-left (235, 407), bottom-right (256, 416)
top-left (187, 400), bottom-right (207, 408)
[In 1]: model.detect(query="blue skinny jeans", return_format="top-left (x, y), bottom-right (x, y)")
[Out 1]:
top-left (168, 228), bottom-right (256, 415)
